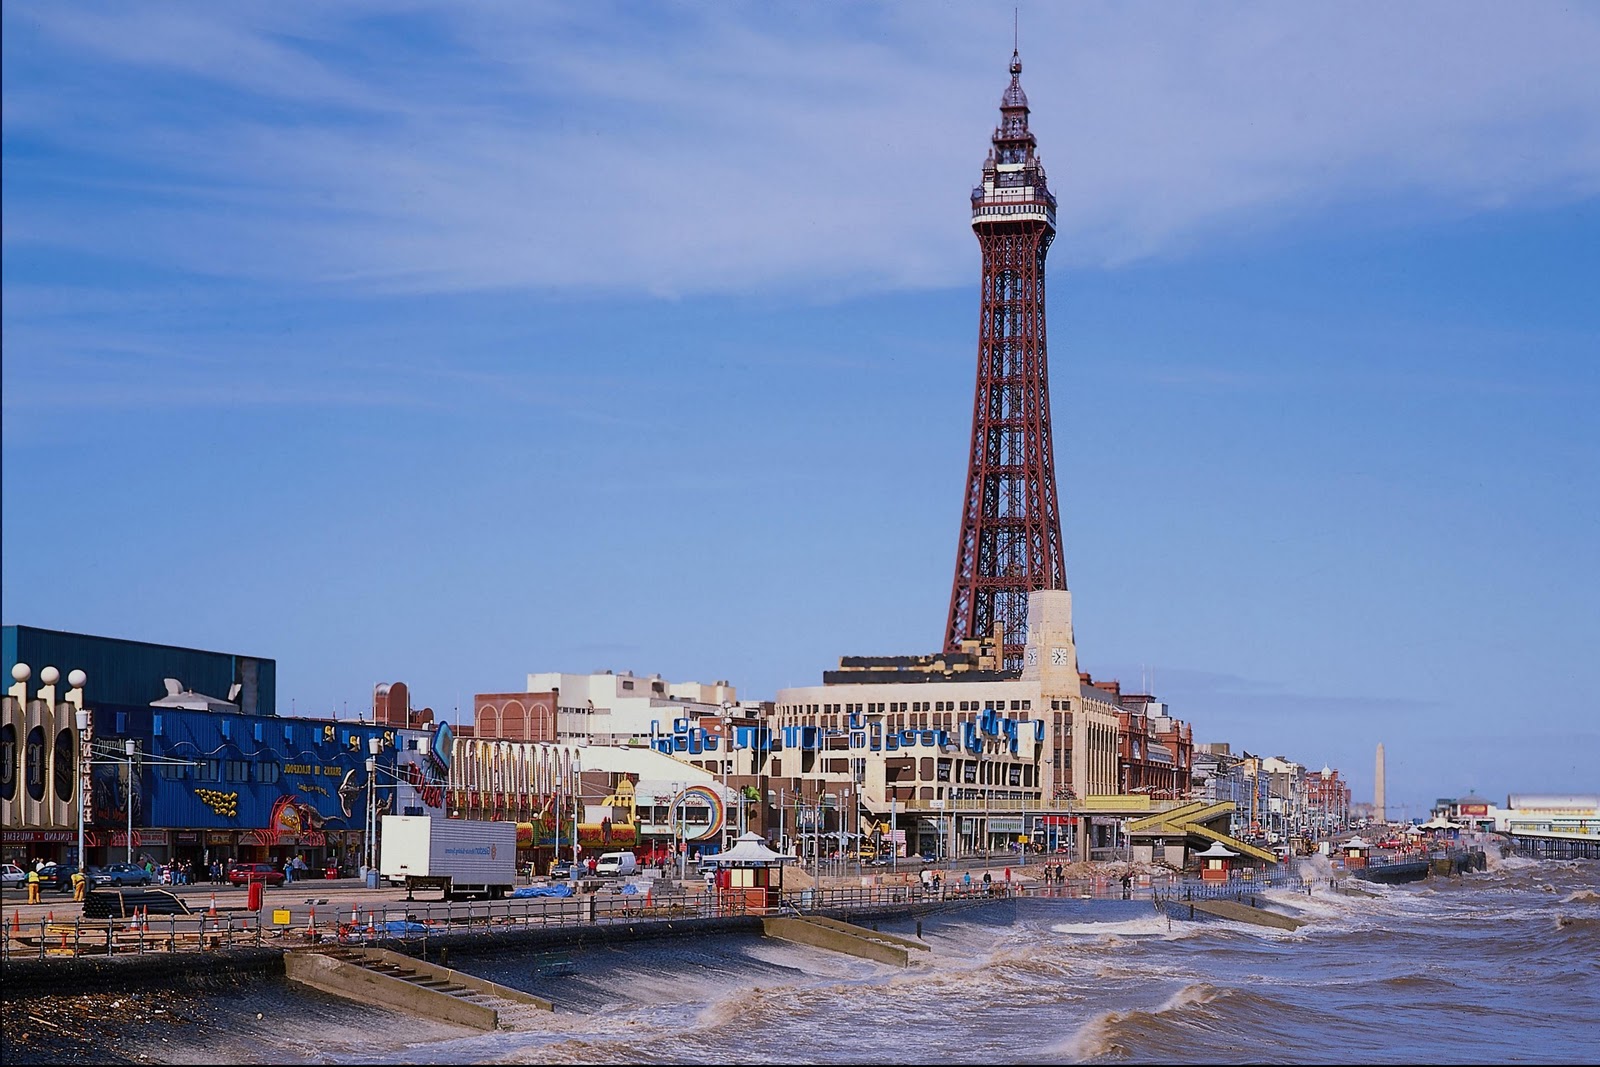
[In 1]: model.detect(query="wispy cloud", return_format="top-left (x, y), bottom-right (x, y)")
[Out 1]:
top-left (1102, 664), bottom-right (1442, 720)
top-left (3, 2), bottom-right (1597, 297)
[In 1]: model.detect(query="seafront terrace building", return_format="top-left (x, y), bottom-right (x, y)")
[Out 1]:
top-left (1192, 744), bottom-right (1247, 824)
top-left (770, 590), bottom-right (1174, 861)
top-left (1115, 693), bottom-right (1194, 799)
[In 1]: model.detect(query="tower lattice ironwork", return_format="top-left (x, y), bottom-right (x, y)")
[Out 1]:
top-left (944, 48), bottom-right (1067, 668)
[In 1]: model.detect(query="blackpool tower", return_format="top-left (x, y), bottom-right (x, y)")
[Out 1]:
top-left (944, 48), bottom-right (1067, 667)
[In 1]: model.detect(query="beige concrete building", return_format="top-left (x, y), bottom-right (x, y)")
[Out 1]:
top-left (770, 590), bottom-right (1122, 857)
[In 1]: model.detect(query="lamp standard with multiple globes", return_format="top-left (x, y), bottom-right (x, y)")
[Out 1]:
top-left (571, 753), bottom-right (583, 873)
top-left (719, 702), bottom-right (735, 854)
top-left (120, 740), bottom-right (136, 863)
top-left (75, 701), bottom-right (89, 882)
top-left (366, 736), bottom-right (381, 876)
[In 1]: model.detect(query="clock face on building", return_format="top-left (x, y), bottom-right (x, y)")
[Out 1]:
top-left (1026, 647), bottom-right (1039, 666)
top-left (1051, 646), bottom-right (1070, 666)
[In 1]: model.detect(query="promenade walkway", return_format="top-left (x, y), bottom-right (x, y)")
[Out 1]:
top-left (0, 863), bottom-right (1310, 963)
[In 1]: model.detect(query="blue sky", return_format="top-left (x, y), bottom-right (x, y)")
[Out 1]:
top-left (4, 2), bottom-right (1597, 819)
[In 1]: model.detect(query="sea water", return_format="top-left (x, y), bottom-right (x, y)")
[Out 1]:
top-left (121, 854), bottom-right (1600, 1064)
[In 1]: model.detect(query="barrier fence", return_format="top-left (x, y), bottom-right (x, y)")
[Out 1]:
top-left (0, 867), bottom-right (1315, 962)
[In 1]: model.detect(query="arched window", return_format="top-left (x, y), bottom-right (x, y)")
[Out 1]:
top-left (25, 725), bottom-right (46, 802)
top-left (54, 727), bottom-right (77, 802)
top-left (0, 724), bottom-right (16, 801)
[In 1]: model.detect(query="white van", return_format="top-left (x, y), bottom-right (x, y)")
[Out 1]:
top-left (595, 851), bottom-right (639, 878)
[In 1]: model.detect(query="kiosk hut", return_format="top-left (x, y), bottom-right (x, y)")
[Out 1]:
top-left (1342, 835), bottom-right (1372, 870)
top-left (1195, 841), bottom-right (1238, 882)
top-left (1419, 815), bottom-right (1459, 839)
top-left (702, 831), bottom-right (796, 912)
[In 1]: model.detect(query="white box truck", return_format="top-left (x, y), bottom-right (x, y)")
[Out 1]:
top-left (379, 815), bottom-right (517, 900)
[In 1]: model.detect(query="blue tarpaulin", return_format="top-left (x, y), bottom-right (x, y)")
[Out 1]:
top-left (511, 883), bottom-right (575, 898)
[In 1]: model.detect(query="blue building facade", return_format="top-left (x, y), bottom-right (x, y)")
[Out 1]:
top-left (1, 627), bottom-right (431, 875)
top-left (87, 703), bottom-right (423, 874)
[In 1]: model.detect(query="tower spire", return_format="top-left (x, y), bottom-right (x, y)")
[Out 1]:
top-left (945, 48), bottom-right (1065, 668)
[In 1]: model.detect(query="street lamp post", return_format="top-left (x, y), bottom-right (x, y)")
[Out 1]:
top-left (672, 781), bottom-right (686, 882)
top-left (853, 789), bottom-right (862, 880)
top-left (890, 789), bottom-right (897, 875)
top-left (572, 754), bottom-right (583, 873)
top-left (842, 788), bottom-right (851, 880)
top-left (366, 736), bottom-right (381, 876)
top-left (122, 740), bottom-right (136, 863)
top-left (720, 708), bottom-right (732, 855)
top-left (75, 701), bottom-right (90, 881)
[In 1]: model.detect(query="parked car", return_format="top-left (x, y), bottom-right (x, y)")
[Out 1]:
top-left (228, 863), bottom-right (285, 886)
top-left (92, 863), bottom-right (154, 887)
top-left (36, 862), bottom-right (74, 891)
top-left (1, 863), bottom-right (26, 887)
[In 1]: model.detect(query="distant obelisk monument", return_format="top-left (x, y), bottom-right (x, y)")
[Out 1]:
top-left (1374, 743), bottom-right (1387, 823)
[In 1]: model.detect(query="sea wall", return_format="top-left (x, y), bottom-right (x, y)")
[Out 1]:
top-left (0, 917), bottom-right (768, 999)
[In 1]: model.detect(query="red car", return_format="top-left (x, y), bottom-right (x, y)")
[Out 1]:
top-left (228, 863), bottom-right (286, 886)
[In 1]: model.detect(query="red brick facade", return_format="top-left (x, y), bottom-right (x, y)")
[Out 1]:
top-left (473, 692), bottom-right (558, 742)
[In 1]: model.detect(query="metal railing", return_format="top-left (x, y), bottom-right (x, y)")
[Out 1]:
top-left (3, 867), bottom-right (1320, 962)
top-left (0, 889), bottom-right (769, 962)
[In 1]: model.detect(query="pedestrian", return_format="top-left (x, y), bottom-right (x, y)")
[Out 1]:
top-left (71, 867), bottom-right (87, 902)
top-left (283, 858), bottom-right (294, 884)
top-left (1121, 874), bottom-right (1132, 900)
top-left (26, 866), bottom-right (41, 904)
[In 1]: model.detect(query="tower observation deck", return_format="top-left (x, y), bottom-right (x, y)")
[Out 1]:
top-left (944, 48), bottom-right (1067, 669)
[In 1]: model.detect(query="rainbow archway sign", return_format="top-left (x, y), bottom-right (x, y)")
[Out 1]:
top-left (673, 784), bottom-right (726, 842)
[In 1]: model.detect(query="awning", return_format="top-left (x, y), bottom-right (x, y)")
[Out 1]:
top-left (701, 832), bottom-right (796, 866)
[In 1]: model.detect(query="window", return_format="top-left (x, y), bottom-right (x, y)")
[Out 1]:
top-left (159, 762), bottom-right (188, 781)
top-left (224, 760), bottom-right (250, 782)
top-left (254, 722), bottom-right (264, 743)
top-left (220, 719), bottom-right (231, 740)
top-left (257, 762), bottom-right (280, 784)
top-left (195, 759), bottom-right (221, 782)
top-left (622, 680), bottom-right (634, 690)
top-left (153, 714), bottom-right (164, 737)
top-left (283, 724), bottom-right (294, 744)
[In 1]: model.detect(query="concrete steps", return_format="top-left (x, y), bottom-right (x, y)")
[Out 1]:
top-left (762, 915), bottom-right (929, 967)
top-left (286, 946), bottom-right (552, 1029)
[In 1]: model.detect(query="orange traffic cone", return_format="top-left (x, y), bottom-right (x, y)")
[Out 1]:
top-left (46, 910), bottom-right (54, 922)
top-left (306, 904), bottom-right (317, 940)
top-left (208, 893), bottom-right (218, 917)
top-left (9, 909), bottom-right (18, 935)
